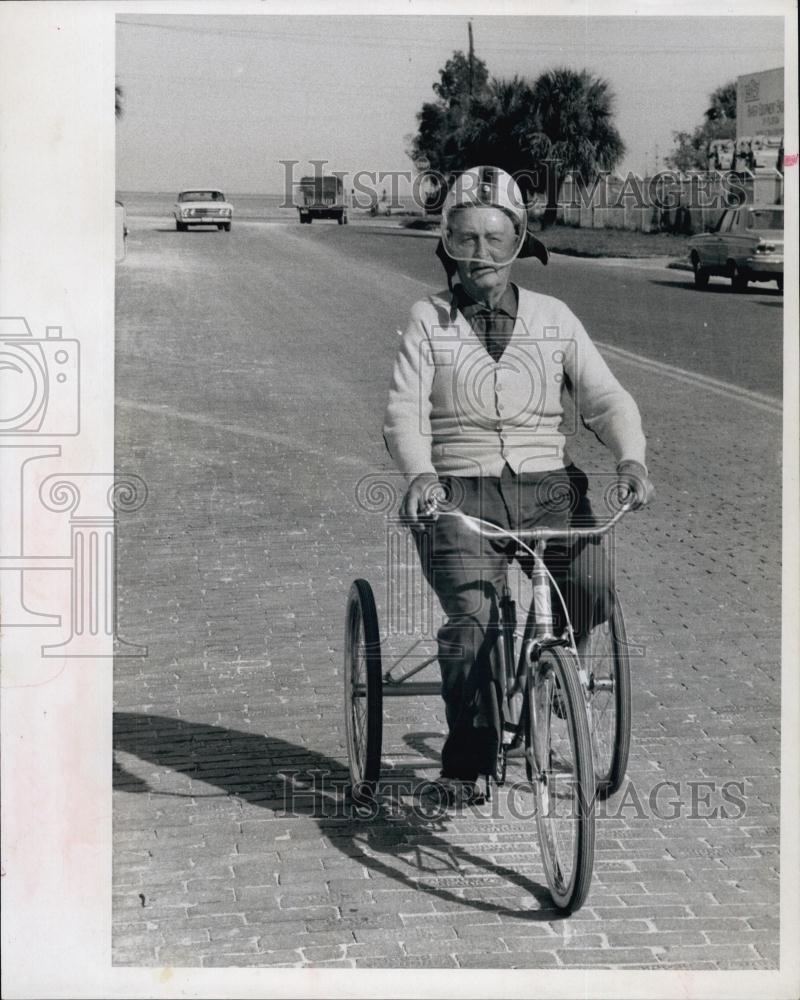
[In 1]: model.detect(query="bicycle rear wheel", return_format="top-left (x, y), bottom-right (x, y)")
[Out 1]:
top-left (585, 593), bottom-right (632, 796)
top-left (526, 646), bottom-right (595, 911)
top-left (344, 579), bottom-right (383, 802)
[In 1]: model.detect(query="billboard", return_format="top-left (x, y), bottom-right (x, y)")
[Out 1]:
top-left (737, 67), bottom-right (784, 139)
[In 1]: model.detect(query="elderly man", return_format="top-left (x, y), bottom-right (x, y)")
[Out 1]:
top-left (383, 166), bottom-right (652, 802)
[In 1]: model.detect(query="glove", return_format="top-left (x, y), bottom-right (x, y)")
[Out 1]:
top-left (616, 460), bottom-right (654, 510)
top-left (400, 473), bottom-right (445, 529)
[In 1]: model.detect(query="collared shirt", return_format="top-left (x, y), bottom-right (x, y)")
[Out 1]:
top-left (453, 282), bottom-right (518, 363)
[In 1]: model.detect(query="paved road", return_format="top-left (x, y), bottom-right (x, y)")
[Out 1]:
top-left (114, 215), bottom-right (781, 969)
top-left (302, 221), bottom-right (783, 398)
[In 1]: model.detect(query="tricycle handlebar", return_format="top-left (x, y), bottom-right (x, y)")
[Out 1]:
top-left (422, 498), bottom-right (632, 543)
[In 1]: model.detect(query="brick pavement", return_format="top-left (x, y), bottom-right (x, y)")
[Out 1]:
top-left (113, 220), bottom-right (781, 969)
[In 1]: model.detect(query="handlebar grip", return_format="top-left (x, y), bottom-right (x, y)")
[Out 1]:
top-left (420, 497), bottom-right (439, 517)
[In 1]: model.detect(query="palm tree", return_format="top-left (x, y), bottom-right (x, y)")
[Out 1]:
top-left (408, 60), bottom-right (626, 223)
top-left (526, 68), bottom-right (625, 226)
top-left (464, 77), bottom-right (537, 179)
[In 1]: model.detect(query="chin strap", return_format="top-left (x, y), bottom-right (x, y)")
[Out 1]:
top-left (519, 229), bottom-right (549, 265)
top-left (435, 229), bottom-right (548, 281)
top-left (435, 226), bottom-right (549, 321)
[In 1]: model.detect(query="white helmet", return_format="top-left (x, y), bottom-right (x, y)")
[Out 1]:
top-left (441, 165), bottom-right (527, 267)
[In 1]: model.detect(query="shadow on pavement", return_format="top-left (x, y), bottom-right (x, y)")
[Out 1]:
top-left (401, 729), bottom-right (445, 763)
top-left (113, 711), bottom-right (560, 920)
top-left (649, 277), bottom-right (783, 297)
top-left (155, 226), bottom-right (230, 234)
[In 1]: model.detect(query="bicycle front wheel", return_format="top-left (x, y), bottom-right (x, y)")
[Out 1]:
top-left (343, 579), bottom-right (383, 802)
top-left (586, 593), bottom-right (632, 796)
top-left (526, 646), bottom-right (595, 911)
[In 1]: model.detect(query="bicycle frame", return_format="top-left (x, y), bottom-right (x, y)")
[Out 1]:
top-left (344, 498), bottom-right (633, 909)
top-left (373, 502), bottom-right (631, 704)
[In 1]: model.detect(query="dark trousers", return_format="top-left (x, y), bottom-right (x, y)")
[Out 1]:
top-left (413, 463), bottom-right (612, 781)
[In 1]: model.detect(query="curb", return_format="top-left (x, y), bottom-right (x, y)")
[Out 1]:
top-left (388, 223), bottom-right (693, 268)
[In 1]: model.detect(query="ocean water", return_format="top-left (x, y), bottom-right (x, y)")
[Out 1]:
top-left (116, 191), bottom-right (423, 220)
top-left (117, 192), bottom-right (298, 220)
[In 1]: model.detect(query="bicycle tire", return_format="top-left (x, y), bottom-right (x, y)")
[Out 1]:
top-left (586, 593), bottom-right (632, 796)
top-left (526, 645), bottom-right (595, 912)
top-left (343, 579), bottom-right (383, 802)
top-left (483, 674), bottom-right (505, 785)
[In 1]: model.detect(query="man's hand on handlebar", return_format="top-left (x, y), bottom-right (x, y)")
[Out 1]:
top-left (400, 473), bottom-right (445, 529)
top-left (616, 460), bottom-right (654, 510)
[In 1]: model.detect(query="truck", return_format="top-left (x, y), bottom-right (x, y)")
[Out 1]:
top-left (295, 175), bottom-right (348, 225)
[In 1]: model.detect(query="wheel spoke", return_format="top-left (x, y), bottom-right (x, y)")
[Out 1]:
top-left (586, 620), bottom-right (615, 779)
top-left (530, 647), bottom-right (595, 910)
top-left (583, 599), bottom-right (632, 796)
top-left (534, 666), bottom-right (578, 891)
top-left (343, 580), bottom-right (383, 796)
top-left (349, 616), bottom-right (367, 780)
top-left (533, 673), bottom-right (553, 774)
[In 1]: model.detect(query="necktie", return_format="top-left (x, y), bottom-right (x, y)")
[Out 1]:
top-left (477, 309), bottom-right (509, 363)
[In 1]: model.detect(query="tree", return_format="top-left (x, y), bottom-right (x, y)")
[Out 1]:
top-left (706, 82), bottom-right (737, 124)
top-left (527, 68), bottom-right (625, 225)
top-left (462, 76), bottom-right (538, 179)
top-left (407, 50), bottom-right (490, 206)
top-left (407, 56), bottom-right (625, 224)
top-left (432, 49), bottom-right (489, 113)
top-left (665, 81), bottom-right (736, 172)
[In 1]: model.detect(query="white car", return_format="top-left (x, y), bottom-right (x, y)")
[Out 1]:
top-left (174, 189), bottom-right (233, 232)
top-left (688, 205), bottom-right (783, 292)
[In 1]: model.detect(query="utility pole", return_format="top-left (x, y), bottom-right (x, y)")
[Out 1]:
top-left (468, 20), bottom-right (474, 115)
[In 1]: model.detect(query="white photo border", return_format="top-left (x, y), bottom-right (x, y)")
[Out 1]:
top-left (0, 1), bottom-right (797, 997)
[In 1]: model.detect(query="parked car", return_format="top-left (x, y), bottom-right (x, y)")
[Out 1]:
top-left (174, 189), bottom-right (233, 231)
top-left (688, 204), bottom-right (783, 292)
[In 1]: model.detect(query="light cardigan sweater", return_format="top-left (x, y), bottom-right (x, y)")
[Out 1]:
top-left (383, 286), bottom-right (647, 479)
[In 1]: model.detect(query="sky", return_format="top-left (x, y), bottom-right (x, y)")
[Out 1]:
top-left (115, 13), bottom-right (786, 193)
